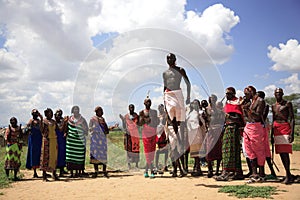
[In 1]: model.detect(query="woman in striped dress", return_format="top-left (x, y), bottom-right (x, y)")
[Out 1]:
top-left (65, 106), bottom-right (88, 178)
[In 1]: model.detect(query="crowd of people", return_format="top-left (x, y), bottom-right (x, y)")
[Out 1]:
top-left (3, 53), bottom-right (296, 185)
top-left (4, 106), bottom-right (117, 181)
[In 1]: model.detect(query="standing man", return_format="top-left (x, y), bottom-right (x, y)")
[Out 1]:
top-left (139, 97), bottom-right (159, 178)
top-left (163, 53), bottom-right (191, 177)
top-left (271, 88), bottom-right (295, 184)
top-left (243, 86), bottom-right (266, 181)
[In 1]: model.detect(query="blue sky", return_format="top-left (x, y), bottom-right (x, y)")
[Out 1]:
top-left (187, 0), bottom-right (300, 94)
top-left (0, 0), bottom-right (299, 125)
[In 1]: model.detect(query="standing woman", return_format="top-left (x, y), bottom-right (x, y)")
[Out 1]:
top-left (186, 99), bottom-right (206, 177)
top-left (89, 106), bottom-right (116, 178)
top-left (119, 104), bottom-right (140, 170)
top-left (55, 109), bottom-right (67, 177)
top-left (25, 109), bottom-right (43, 178)
top-left (65, 106), bottom-right (88, 177)
top-left (40, 108), bottom-right (59, 181)
top-left (4, 117), bottom-right (23, 181)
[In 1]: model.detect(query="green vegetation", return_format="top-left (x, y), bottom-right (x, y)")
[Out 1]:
top-left (0, 148), bottom-right (10, 189)
top-left (218, 185), bottom-right (279, 199)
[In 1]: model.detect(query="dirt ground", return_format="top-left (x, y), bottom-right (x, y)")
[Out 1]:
top-left (1, 152), bottom-right (300, 200)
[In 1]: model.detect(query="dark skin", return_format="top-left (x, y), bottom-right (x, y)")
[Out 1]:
top-left (68, 107), bottom-right (88, 177)
top-left (139, 99), bottom-right (159, 176)
top-left (189, 100), bottom-right (203, 177)
top-left (163, 54), bottom-right (191, 133)
top-left (119, 104), bottom-right (139, 169)
top-left (271, 89), bottom-right (295, 184)
top-left (42, 110), bottom-right (59, 182)
top-left (247, 87), bottom-right (266, 123)
top-left (91, 107), bottom-right (117, 178)
top-left (155, 104), bottom-right (168, 171)
top-left (163, 54), bottom-right (191, 175)
top-left (5, 118), bottom-right (21, 180)
top-left (246, 87), bottom-right (266, 177)
top-left (216, 88), bottom-right (244, 180)
top-left (27, 110), bottom-right (43, 178)
top-left (207, 96), bottom-right (223, 177)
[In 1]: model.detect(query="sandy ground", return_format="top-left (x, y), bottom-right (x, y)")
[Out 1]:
top-left (1, 152), bottom-right (300, 200)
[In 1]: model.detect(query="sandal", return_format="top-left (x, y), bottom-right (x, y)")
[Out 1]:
top-left (215, 173), bottom-right (229, 181)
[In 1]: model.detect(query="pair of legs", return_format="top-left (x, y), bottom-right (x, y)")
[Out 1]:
top-left (248, 158), bottom-right (265, 179)
top-left (144, 162), bottom-right (155, 178)
top-left (280, 153), bottom-right (293, 184)
top-left (155, 149), bottom-right (168, 171)
top-left (191, 157), bottom-right (202, 176)
top-left (58, 167), bottom-right (68, 177)
top-left (5, 169), bottom-right (18, 180)
top-left (43, 170), bottom-right (58, 182)
top-left (207, 159), bottom-right (221, 178)
top-left (93, 163), bottom-right (108, 178)
top-left (128, 162), bottom-right (139, 169)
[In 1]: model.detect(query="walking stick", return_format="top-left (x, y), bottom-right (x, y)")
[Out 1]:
top-left (271, 142), bottom-right (280, 172)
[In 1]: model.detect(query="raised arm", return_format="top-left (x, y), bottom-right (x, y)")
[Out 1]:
top-left (180, 68), bottom-right (191, 104)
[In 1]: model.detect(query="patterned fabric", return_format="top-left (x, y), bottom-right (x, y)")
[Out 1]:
top-left (222, 124), bottom-right (242, 172)
top-left (26, 120), bottom-right (42, 169)
top-left (4, 126), bottom-right (22, 170)
top-left (40, 120), bottom-right (58, 172)
top-left (243, 122), bottom-right (266, 166)
top-left (5, 144), bottom-right (21, 170)
top-left (124, 114), bottom-right (140, 163)
top-left (273, 121), bottom-right (292, 154)
top-left (89, 116), bottom-right (108, 164)
top-left (66, 115), bottom-right (88, 170)
top-left (206, 125), bottom-right (223, 161)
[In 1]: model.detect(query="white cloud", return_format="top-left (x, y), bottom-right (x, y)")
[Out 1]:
top-left (279, 73), bottom-right (300, 94)
top-left (264, 73), bottom-right (300, 97)
top-left (268, 39), bottom-right (300, 72)
top-left (0, 0), bottom-right (240, 124)
top-left (263, 84), bottom-right (277, 98)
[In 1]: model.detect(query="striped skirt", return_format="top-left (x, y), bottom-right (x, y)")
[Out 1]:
top-left (66, 124), bottom-right (86, 170)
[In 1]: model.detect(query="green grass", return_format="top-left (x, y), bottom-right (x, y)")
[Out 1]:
top-left (0, 148), bottom-right (10, 189)
top-left (218, 185), bottom-right (279, 199)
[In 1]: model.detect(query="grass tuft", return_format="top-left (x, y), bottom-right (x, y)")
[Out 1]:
top-left (218, 185), bottom-right (279, 199)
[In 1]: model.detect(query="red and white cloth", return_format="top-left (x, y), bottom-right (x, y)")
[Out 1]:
top-left (273, 121), bottom-right (292, 154)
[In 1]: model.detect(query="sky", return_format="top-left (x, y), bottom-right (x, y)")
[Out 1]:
top-left (0, 0), bottom-right (299, 126)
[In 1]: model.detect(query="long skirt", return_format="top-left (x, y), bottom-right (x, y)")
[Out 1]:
top-left (222, 124), bottom-right (242, 172)
top-left (124, 133), bottom-right (140, 163)
top-left (26, 128), bottom-right (42, 169)
top-left (90, 132), bottom-right (107, 164)
top-left (5, 143), bottom-right (21, 170)
top-left (66, 125), bottom-right (86, 170)
top-left (56, 130), bottom-right (66, 168)
top-left (206, 125), bottom-right (223, 161)
top-left (40, 137), bottom-right (58, 172)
